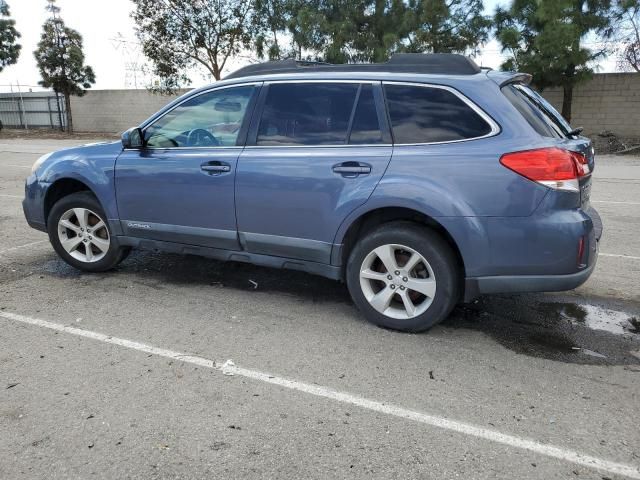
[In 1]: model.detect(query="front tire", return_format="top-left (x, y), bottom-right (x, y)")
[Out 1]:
top-left (47, 192), bottom-right (129, 272)
top-left (346, 222), bottom-right (460, 332)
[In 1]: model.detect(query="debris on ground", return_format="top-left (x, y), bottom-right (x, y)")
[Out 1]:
top-left (593, 130), bottom-right (640, 154)
top-left (221, 359), bottom-right (236, 376)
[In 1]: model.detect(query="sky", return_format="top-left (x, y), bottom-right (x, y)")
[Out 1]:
top-left (0, 0), bottom-right (617, 93)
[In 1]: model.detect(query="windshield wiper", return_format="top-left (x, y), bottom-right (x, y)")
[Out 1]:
top-left (566, 127), bottom-right (584, 137)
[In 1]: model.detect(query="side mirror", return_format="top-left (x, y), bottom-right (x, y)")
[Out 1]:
top-left (121, 127), bottom-right (144, 149)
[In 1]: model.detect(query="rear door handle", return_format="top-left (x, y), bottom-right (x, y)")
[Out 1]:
top-left (332, 162), bottom-right (372, 176)
top-left (201, 162), bottom-right (231, 174)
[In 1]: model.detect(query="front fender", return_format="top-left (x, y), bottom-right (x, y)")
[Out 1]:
top-left (36, 142), bottom-right (121, 221)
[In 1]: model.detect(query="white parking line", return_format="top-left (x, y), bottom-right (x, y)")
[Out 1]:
top-left (600, 253), bottom-right (640, 260)
top-left (0, 240), bottom-right (48, 255)
top-left (1, 310), bottom-right (638, 479)
top-left (4, 164), bottom-right (31, 169)
top-left (0, 194), bottom-right (22, 198)
top-left (592, 200), bottom-right (640, 205)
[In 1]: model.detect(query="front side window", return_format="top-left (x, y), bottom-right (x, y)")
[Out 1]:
top-left (384, 84), bottom-right (494, 144)
top-left (144, 85), bottom-right (255, 148)
top-left (257, 83), bottom-right (361, 146)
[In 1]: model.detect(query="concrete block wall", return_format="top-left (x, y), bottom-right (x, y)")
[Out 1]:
top-left (69, 74), bottom-right (639, 139)
top-left (70, 89), bottom-right (189, 133)
top-left (542, 73), bottom-right (640, 139)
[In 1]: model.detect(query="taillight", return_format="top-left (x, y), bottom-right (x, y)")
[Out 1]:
top-left (499, 148), bottom-right (590, 192)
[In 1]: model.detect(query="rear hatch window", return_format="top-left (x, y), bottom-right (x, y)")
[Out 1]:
top-left (502, 84), bottom-right (573, 138)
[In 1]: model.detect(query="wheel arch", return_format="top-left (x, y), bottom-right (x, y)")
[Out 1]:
top-left (335, 206), bottom-right (467, 280)
top-left (43, 177), bottom-right (96, 226)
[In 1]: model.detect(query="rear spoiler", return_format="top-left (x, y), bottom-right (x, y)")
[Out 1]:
top-left (486, 71), bottom-right (533, 87)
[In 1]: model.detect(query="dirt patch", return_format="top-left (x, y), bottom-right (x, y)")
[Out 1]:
top-left (0, 128), bottom-right (118, 141)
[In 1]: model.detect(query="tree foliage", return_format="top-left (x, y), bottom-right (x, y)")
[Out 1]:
top-left (133, 0), bottom-right (491, 84)
top-left (0, 0), bottom-right (21, 73)
top-left (495, 0), bottom-right (615, 121)
top-left (404, 0), bottom-right (491, 55)
top-left (34, 0), bottom-right (95, 132)
top-left (613, 0), bottom-right (640, 71)
top-left (264, 0), bottom-right (491, 63)
top-left (131, 0), bottom-right (256, 88)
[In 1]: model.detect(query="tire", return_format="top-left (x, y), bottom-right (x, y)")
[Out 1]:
top-left (346, 222), bottom-right (460, 332)
top-left (47, 191), bottom-right (129, 272)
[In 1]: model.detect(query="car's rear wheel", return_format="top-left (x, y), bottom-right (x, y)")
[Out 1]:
top-left (346, 222), bottom-right (460, 332)
top-left (47, 192), bottom-right (129, 272)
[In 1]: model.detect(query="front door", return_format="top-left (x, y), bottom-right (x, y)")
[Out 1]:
top-left (115, 84), bottom-right (258, 250)
top-left (235, 81), bottom-right (392, 263)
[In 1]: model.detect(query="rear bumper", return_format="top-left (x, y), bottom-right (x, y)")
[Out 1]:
top-left (464, 255), bottom-right (597, 301)
top-left (463, 205), bottom-right (601, 301)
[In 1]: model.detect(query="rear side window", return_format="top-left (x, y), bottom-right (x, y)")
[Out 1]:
top-left (348, 84), bottom-right (384, 145)
top-left (257, 83), bottom-right (358, 146)
top-left (384, 84), bottom-right (494, 144)
top-left (502, 84), bottom-right (571, 138)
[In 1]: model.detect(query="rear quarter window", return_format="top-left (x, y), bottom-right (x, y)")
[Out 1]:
top-left (384, 84), bottom-right (495, 144)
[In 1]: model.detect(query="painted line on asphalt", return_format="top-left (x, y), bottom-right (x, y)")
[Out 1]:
top-left (0, 240), bottom-right (48, 255)
top-left (0, 194), bottom-right (22, 198)
top-left (592, 200), bottom-right (640, 206)
top-left (600, 253), bottom-right (640, 260)
top-left (4, 164), bottom-right (31, 169)
top-left (1, 310), bottom-right (639, 480)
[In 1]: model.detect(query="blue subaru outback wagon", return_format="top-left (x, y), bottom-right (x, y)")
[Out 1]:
top-left (23, 54), bottom-right (601, 332)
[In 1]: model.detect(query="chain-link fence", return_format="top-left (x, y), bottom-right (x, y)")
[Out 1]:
top-left (0, 92), bottom-right (66, 130)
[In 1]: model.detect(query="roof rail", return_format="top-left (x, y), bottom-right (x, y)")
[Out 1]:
top-left (225, 53), bottom-right (481, 80)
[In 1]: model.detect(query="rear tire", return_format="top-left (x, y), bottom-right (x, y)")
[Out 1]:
top-left (47, 192), bottom-right (129, 272)
top-left (346, 222), bottom-right (460, 332)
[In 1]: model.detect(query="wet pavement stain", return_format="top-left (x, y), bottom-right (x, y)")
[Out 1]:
top-left (446, 296), bottom-right (640, 366)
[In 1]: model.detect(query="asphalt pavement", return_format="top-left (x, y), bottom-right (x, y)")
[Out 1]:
top-left (1, 138), bottom-right (639, 479)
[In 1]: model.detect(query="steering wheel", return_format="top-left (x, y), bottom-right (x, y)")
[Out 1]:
top-left (186, 128), bottom-right (220, 147)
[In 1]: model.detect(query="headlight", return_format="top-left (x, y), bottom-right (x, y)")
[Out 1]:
top-left (31, 152), bottom-right (53, 174)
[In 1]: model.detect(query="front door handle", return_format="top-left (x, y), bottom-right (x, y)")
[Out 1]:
top-left (332, 162), bottom-right (372, 177)
top-left (201, 161), bottom-right (231, 175)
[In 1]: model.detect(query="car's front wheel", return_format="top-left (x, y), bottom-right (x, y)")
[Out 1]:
top-left (346, 222), bottom-right (460, 332)
top-left (47, 192), bottom-right (129, 272)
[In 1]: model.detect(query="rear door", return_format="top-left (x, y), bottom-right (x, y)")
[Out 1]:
top-left (235, 81), bottom-right (392, 263)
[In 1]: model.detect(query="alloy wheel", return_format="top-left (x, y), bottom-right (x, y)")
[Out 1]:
top-left (359, 243), bottom-right (436, 320)
top-left (57, 208), bottom-right (110, 263)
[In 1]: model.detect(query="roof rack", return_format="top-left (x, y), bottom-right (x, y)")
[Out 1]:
top-left (225, 53), bottom-right (481, 80)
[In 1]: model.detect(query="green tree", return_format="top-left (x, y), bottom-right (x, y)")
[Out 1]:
top-left (253, 0), bottom-right (295, 60)
top-left (286, 0), bottom-right (402, 63)
top-left (495, 0), bottom-right (615, 122)
top-left (282, 0), bottom-right (490, 63)
top-left (34, 0), bottom-right (95, 133)
top-left (131, 0), bottom-right (256, 89)
top-left (404, 0), bottom-right (492, 55)
top-left (613, 0), bottom-right (640, 71)
top-left (0, 0), bottom-right (21, 72)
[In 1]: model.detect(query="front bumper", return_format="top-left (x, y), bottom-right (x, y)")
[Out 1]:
top-left (22, 173), bottom-right (47, 232)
